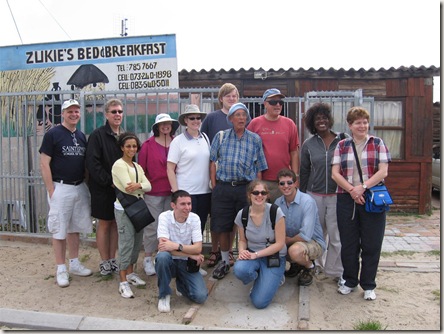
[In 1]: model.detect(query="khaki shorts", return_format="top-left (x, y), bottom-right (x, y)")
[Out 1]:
top-left (47, 182), bottom-right (92, 239)
top-left (296, 240), bottom-right (323, 261)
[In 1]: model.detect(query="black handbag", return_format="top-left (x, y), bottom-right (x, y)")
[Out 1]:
top-left (115, 164), bottom-right (154, 232)
top-left (351, 141), bottom-right (393, 213)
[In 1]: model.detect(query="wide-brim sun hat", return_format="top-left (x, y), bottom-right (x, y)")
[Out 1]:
top-left (178, 104), bottom-right (207, 126)
top-left (151, 113), bottom-right (179, 134)
top-left (226, 102), bottom-right (251, 126)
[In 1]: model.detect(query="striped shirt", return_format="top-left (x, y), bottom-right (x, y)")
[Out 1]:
top-left (210, 128), bottom-right (268, 182)
top-left (157, 210), bottom-right (202, 260)
top-left (331, 135), bottom-right (391, 194)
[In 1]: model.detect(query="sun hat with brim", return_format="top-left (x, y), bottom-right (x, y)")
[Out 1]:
top-left (151, 113), bottom-right (179, 134)
top-left (61, 99), bottom-right (80, 110)
top-left (178, 104), bottom-right (207, 126)
top-left (262, 88), bottom-right (286, 102)
top-left (226, 102), bottom-right (251, 126)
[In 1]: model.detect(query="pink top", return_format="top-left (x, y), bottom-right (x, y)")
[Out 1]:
top-left (138, 136), bottom-right (172, 196)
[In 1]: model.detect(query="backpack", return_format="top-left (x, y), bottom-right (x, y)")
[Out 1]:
top-left (241, 203), bottom-right (279, 234)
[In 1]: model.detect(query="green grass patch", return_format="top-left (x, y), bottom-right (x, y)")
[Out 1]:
top-left (432, 290), bottom-right (440, 300)
top-left (79, 254), bottom-right (91, 263)
top-left (380, 250), bottom-right (417, 257)
top-left (427, 250), bottom-right (440, 256)
top-left (353, 320), bottom-right (387, 330)
top-left (378, 286), bottom-right (400, 294)
top-left (94, 272), bottom-right (114, 282)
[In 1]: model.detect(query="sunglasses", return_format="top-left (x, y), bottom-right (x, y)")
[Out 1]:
top-left (267, 100), bottom-right (284, 106)
top-left (124, 144), bottom-right (138, 148)
top-left (279, 180), bottom-right (294, 186)
top-left (109, 110), bottom-right (123, 114)
top-left (187, 116), bottom-right (201, 121)
top-left (251, 190), bottom-right (269, 196)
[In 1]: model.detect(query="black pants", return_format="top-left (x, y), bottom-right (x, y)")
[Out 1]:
top-left (336, 193), bottom-right (386, 290)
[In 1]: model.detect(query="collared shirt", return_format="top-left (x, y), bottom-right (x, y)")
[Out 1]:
top-left (210, 128), bottom-right (268, 182)
top-left (275, 190), bottom-right (326, 251)
top-left (157, 210), bottom-right (202, 260)
top-left (331, 135), bottom-right (391, 194)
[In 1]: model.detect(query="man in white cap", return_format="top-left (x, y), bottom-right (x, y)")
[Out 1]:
top-left (40, 99), bottom-right (93, 288)
top-left (247, 88), bottom-right (300, 202)
top-left (209, 102), bottom-right (268, 279)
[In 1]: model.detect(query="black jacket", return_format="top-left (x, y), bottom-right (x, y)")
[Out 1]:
top-left (86, 122), bottom-right (122, 189)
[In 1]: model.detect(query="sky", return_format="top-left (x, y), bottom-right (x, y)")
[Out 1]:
top-left (0, 0), bottom-right (441, 100)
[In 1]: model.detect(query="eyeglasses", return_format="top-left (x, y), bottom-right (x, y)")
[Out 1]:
top-left (279, 180), bottom-right (294, 186)
top-left (109, 110), bottom-right (123, 114)
top-left (251, 190), bottom-right (269, 196)
top-left (124, 144), bottom-right (138, 148)
top-left (267, 100), bottom-right (284, 106)
top-left (71, 133), bottom-right (78, 146)
top-left (187, 116), bottom-right (201, 121)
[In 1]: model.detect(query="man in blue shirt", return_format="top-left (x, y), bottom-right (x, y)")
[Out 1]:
top-left (209, 102), bottom-right (268, 279)
top-left (275, 168), bottom-right (325, 286)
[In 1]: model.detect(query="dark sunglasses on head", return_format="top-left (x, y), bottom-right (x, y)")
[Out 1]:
top-left (251, 190), bottom-right (268, 196)
top-left (109, 109), bottom-right (123, 114)
top-left (267, 100), bottom-right (284, 106)
top-left (279, 180), bottom-right (294, 186)
top-left (187, 116), bottom-right (201, 121)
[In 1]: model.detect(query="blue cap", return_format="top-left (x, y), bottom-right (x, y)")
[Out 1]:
top-left (262, 88), bottom-right (285, 102)
top-left (227, 102), bottom-right (251, 126)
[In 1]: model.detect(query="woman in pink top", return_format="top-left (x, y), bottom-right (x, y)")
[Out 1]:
top-left (138, 114), bottom-right (179, 276)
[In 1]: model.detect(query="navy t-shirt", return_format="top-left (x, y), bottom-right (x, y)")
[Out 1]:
top-left (39, 125), bottom-right (87, 182)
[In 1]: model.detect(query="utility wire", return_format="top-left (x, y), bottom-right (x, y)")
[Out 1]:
top-left (38, 0), bottom-right (72, 40)
top-left (6, 0), bottom-right (23, 44)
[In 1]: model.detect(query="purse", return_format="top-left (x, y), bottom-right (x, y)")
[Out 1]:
top-left (115, 164), bottom-right (155, 232)
top-left (351, 141), bottom-right (393, 213)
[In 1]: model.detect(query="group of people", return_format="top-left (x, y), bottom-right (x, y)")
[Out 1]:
top-left (39, 84), bottom-right (391, 311)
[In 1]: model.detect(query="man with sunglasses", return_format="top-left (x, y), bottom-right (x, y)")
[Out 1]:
top-left (275, 168), bottom-right (325, 286)
top-left (247, 88), bottom-right (300, 203)
top-left (40, 99), bottom-right (93, 288)
top-left (86, 98), bottom-right (124, 276)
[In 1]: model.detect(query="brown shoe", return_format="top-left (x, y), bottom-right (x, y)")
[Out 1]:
top-left (207, 251), bottom-right (221, 267)
top-left (229, 251), bottom-right (235, 266)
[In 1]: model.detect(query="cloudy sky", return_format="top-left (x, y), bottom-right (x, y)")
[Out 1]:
top-left (0, 0), bottom-right (441, 99)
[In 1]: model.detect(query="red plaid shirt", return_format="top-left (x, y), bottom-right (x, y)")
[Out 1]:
top-left (332, 135), bottom-right (391, 194)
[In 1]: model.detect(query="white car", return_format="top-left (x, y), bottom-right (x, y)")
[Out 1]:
top-left (432, 147), bottom-right (440, 191)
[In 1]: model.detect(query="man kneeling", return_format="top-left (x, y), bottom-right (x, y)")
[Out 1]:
top-left (155, 190), bottom-right (208, 312)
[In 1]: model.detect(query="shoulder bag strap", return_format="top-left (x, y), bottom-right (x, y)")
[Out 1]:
top-left (351, 141), bottom-right (364, 184)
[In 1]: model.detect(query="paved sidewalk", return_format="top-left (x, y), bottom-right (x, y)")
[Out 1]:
top-left (0, 204), bottom-right (440, 330)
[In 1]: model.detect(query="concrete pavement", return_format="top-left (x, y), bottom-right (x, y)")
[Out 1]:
top-left (0, 202), bottom-right (440, 330)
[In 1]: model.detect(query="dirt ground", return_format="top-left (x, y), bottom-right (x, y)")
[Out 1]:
top-left (0, 239), bottom-right (440, 330)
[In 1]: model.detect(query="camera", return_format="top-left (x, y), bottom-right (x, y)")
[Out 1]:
top-left (267, 252), bottom-right (280, 268)
top-left (186, 257), bottom-right (200, 273)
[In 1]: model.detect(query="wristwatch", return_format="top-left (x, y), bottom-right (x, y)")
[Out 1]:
top-left (362, 183), bottom-right (368, 190)
top-left (177, 244), bottom-right (183, 252)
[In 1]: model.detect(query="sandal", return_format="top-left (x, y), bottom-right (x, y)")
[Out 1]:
top-left (229, 251), bottom-right (235, 266)
top-left (207, 251), bottom-right (221, 267)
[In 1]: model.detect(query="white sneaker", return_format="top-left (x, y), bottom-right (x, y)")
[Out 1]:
top-left (119, 282), bottom-right (134, 298)
top-left (199, 267), bottom-right (208, 276)
top-left (364, 289), bottom-right (376, 300)
top-left (337, 276), bottom-right (346, 287)
top-left (144, 257), bottom-right (156, 276)
top-left (338, 285), bottom-right (354, 295)
top-left (69, 262), bottom-right (92, 277)
top-left (126, 273), bottom-right (146, 286)
top-left (158, 295), bottom-right (171, 312)
top-left (279, 275), bottom-right (285, 286)
top-left (56, 270), bottom-right (70, 288)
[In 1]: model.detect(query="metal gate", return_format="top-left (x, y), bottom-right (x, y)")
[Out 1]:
top-left (0, 88), bottom-right (369, 239)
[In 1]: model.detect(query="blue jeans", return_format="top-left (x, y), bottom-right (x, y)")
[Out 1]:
top-left (155, 251), bottom-right (208, 304)
top-left (233, 256), bottom-right (286, 309)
